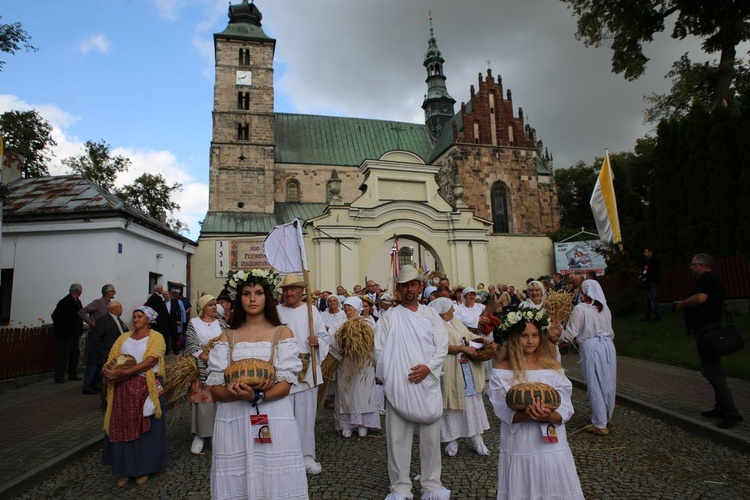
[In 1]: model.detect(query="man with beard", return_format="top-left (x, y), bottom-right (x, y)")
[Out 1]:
top-left (276, 274), bottom-right (330, 475)
top-left (375, 265), bottom-right (449, 500)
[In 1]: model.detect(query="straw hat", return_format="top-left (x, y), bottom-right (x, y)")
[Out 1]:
top-left (396, 265), bottom-right (422, 284)
top-left (280, 273), bottom-right (305, 288)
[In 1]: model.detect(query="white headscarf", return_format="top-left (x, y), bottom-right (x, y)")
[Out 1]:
top-left (423, 285), bottom-right (437, 300)
top-left (462, 286), bottom-right (477, 297)
top-left (428, 297), bottom-right (454, 315)
top-left (343, 296), bottom-right (363, 313)
top-left (581, 279), bottom-right (607, 306)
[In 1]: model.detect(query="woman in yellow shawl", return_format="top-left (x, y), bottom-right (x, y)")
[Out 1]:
top-left (102, 306), bottom-right (167, 488)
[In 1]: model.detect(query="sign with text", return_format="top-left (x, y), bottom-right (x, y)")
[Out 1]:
top-left (215, 238), bottom-right (271, 278)
top-left (554, 240), bottom-right (606, 276)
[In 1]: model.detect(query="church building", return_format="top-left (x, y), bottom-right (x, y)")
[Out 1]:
top-left (191, 0), bottom-right (559, 297)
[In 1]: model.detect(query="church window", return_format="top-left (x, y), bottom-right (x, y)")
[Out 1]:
top-left (398, 247), bottom-right (413, 268)
top-left (238, 92), bottom-right (250, 110)
top-left (239, 48), bottom-right (250, 66)
top-left (491, 181), bottom-right (510, 233)
top-left (285, 179), bottom-right (300, 202)
top-left (237, 123), bottom-right (249, 140)
top-left (473, 122), bottom-right (480, 144)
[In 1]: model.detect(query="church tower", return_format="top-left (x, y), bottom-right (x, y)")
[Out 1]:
top-left (421, 14), bottom-right (455, 142)
top-left (209, 0), bottom-right (276, 213)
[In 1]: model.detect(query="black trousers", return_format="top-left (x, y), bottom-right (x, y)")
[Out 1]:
top-left (55, 334), bottom-right (81, 381)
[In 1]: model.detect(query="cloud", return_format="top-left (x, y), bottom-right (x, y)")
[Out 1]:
top-left (1, 95), bottom-right (208, 237)
top-left (78, 35), bottom-right (111, 54)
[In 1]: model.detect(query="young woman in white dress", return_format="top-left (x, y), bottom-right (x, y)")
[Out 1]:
top-left (488, 307), bottom-right (583, 500)
top-left (206, 270), bottom-right (308, 500)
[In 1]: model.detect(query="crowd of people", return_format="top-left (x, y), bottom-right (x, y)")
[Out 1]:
top-left (48, 248), bottom-right (742, 498)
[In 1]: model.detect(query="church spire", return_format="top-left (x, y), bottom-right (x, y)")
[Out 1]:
top-left (422, 12), bottom-right (455, 141)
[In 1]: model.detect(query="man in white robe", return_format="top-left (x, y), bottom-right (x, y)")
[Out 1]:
top-left (277, 274), bottom-right (330, 475)
top-left (375, 265), bottom-right (450, 500)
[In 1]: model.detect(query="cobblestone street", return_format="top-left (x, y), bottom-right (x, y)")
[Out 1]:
top-left (14, 385), bottom-right (750, 500)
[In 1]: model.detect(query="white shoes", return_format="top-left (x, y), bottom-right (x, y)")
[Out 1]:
top-left (341, 428), bottom-right (353, 438)
top-left (470, 435), bottom-right (490, 456)
top-left (357, 426), bottom-right (368, 437)
top-left (304, 457), bottom-right (322, 475)
top-left (444, 440), bottom-right (458, 457)
top-left (191, 436), bottom-right (204, 454)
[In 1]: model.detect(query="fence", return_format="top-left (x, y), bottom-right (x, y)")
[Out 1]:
top-left (600, 255), bottom-right (750, 304)
top-left (0, 325), bottom-right (58, 379)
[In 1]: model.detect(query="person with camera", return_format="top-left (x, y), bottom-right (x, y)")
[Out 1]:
top-left (675, 253), bottom-right (742, 429)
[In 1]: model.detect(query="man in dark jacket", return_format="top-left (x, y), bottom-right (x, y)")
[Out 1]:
top-left (676, 253), bottom-right (742, 429)
top-left (51, 283), bottom-right (84, 383)
top-left (82, 300), bottom-right (127, 394)
top-left (641, 247), bottom-right (662, 322)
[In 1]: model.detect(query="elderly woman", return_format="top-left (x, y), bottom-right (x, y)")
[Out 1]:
top-left (183, 295), bottom-right (227, 455)
top-left (331, 296), bottom-right (380, 438)
top-left (560, 279), bottom-right (617, 435)
top-left (521, 280), bottom-right (545, 310)
top-left (430, 298), bottom-right (492, 456)
top-left (102, 306), bottom-right (167, 488)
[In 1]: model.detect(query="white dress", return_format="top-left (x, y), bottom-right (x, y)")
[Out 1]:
top-left (207, 338), bottom-right (308, 500)
top-left (488, 369), bottom-right (583, 500)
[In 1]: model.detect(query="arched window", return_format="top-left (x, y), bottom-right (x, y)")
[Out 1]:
top-left (285, 179), bottom-right (300, 202)
top-left (491, 181), bottom-right (510, 233)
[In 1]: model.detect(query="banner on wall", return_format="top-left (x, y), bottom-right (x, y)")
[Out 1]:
top-left (554, 240), bottom-right (606, 276)
top-left (215, 238), bottom-right (271, 278)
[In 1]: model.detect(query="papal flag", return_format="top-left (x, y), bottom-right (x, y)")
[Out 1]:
top-left (590, 151), bottom-right (621, 243)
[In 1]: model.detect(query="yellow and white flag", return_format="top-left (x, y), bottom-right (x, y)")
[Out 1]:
top-left (590, 151), bottom-right (621, 243)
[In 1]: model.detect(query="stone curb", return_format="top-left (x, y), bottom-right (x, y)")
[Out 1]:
top-left (567, 375), bottom-right (750, 455)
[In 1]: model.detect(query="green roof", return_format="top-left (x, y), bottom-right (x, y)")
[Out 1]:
top-left (201, 203), bottom-right (328, 235)
top-left (275, 114), bottom-right (434, 166)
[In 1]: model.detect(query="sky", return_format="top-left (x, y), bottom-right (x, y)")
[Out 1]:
top-left (1, 0), bottom-right (726, 238)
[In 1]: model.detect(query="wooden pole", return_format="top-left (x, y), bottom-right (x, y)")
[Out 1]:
top-left (302, 268), bottom-right (317, 386)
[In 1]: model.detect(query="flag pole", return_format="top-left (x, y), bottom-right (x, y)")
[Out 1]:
top-left (294, 220), bottom-right (317, 386)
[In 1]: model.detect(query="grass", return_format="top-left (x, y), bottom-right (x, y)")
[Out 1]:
top-left (612, 308), bottom-right (750, 381)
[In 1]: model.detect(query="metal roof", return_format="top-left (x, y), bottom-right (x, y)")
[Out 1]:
top-left (3, 175), bottom-right (195, 244)
top-left (200, 203), bottom-right (328, 235)
top-left (275, 114), bottom-right (434, 166)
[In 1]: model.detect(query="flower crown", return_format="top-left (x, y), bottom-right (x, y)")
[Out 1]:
top-left (495, 305), bottom-right (550, 343)
top-left (223, 268), bottom-right (282, 301)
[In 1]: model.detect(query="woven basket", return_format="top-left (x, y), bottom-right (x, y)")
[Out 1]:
top-left (506, 382), bottom-right (561, 411)
top-left (465, 338), bottom-right (496, 362)
top-left (224, 358), bottom-right (276, 386)
top-left (104, 354), bottom-right (137, 371)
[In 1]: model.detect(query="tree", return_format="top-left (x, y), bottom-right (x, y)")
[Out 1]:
top-left (116, 173), bottom-right (186, 233)
top-left (62, 140), bottom-right (131, 192)
top-left (0, 17), bottom-right (37, 71)
top-left (0, 110), bottom-right (56, 177)
top-left (645, 54), bottom-right (750, 122)
top-left (561, 0), bottom-right (750, 106)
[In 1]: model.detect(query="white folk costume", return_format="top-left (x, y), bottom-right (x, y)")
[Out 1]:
top-left (277, 302), bottom-right (330, 473)
top-left (432, 298), bottom-right (490, 456)
top-left (489, 368), bottom-right (584, 500)
top-left (454, 302), bottom-right (485, 330)
top-left (321, 308), bottom-right (346, 333)
top-left (330, 314), bottom-right (380, 434)
top-left (184, 313), bottom-right (226, 439)
top-left (206, 331), bottom-right (308, 500)
top-left (561, 279), bottom-right (616, 431)
top-left (375, 304), bottom-right (450, 500)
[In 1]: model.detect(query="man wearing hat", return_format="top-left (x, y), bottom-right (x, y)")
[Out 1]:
top-left (277, 273), bottom-right (330, 475)
top-left (375, 265), bottom-right (450, 499)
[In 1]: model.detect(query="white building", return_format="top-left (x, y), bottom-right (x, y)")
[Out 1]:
top-left (1, 175), bottom-right (196, 327)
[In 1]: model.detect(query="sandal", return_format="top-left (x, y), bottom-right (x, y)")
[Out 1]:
top-left (584, 424), bottom-right (610, 436)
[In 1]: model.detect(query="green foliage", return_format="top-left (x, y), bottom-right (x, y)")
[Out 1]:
top-left (553, 161), bottom-right (597, 232)
top-left (561, 0), bottom-right (750, 106)
top-left (0, 17), bottom-right (37, 71)
top-left (62, 140), bottom-right (131, 192)
top-left (0, 110), bottom-right (56, 177)
top-left (116, 173), bottom-right (186, 233)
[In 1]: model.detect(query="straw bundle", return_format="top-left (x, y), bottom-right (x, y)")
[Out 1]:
top-left (317, 353), bottom-right (340, 410)
top-left (335, 318), bottom-right (375, 375)
top-left (545, 290), bottom-right (574, 328)
top-left (201, 336), bottom-right (220, 355)
top-left (164, 355), bottom-right (198, 403)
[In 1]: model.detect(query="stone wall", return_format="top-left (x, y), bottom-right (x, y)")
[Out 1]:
top-left (275, 164), bottom-right (364, 203)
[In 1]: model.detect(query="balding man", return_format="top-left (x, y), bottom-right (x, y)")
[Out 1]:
top-left (83, 300), bottom-right (128, 394)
